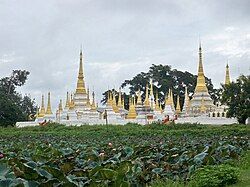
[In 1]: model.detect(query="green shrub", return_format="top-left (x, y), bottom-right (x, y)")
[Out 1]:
top-left (191, 164), bottom-right (239, 187)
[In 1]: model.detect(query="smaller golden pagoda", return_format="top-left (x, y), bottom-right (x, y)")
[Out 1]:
top-left (127, 96), bottom-right (137, 119)
top-left (38, 95), bottom-right (45, 117)
top-left (175, 95), bottom-right (181, 115)
top-left (90, 91), bottom-right (97, 111)
top-left (65, 92), bottom-right (70, 109)
top-left (112, 92), bottom-right (119, 113)
top-left (117, 88), bottom-right (123, 108)
top-left (59, 99), bottom-right (63, 113)
top-left (45, 92), bottom-right (53, 115)
top-left (155, 91), bottom-right (161, 111)
top-left (69, 94), bottom-right (75, 110)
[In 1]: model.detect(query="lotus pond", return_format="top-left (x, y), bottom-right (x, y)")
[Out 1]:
top-left (0, 123), bottom-right (249, 186)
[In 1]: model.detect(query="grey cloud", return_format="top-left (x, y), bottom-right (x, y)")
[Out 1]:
top-left (0, 0), bottom-right (250, 110)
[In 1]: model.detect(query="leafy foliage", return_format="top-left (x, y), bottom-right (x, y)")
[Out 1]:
top-left (0, 70), bottom-right (36, 127)
top-left (0, 124), bottom-right (249, 186)
top-left (191, 164), bottom-right (239, 187)
top-left (221, 75), bottom-right (250, 124)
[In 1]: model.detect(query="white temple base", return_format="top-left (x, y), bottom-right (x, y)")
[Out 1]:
top-left (176, 116), bottom-right (238, 125)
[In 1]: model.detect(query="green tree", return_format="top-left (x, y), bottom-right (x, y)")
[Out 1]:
top-left (0, 70), bottom-right (36, 126)
top-left (221, 75), bottom-right (250, 124)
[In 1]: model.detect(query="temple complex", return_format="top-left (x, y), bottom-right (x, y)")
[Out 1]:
top-left (16, 42), bottom-right (238, 127)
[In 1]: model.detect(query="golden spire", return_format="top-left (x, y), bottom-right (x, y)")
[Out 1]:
top-left (175, 95), bottom-right (181, 114)
top-left (38, 95), bottom-right (46, 117)
top-left (127, 96), bottom-right (137, 119)
top-left (91, 91), bottom-right (96, 110)
top-left (165, 89), bottom-right (171, 105)
top-left (121, 94), bottom-right (125, 109)
top-left (144, 83), bottom-right (150, 107)
top-left (170, 89), bottom-right (175, 110)
top-left (150, 79), bottom-right (154, 97)
top-left (86, 87), bottom-right (91, 107)
top-left (65, 92), bottom-right (70, 108)
top-left (59, 99), bottom-right (63, 112)
top-left (155, 91), bottom-right (161, 111)
top-left (225, 63), bottom-right (231, 85)
top-left (69, 93), bottom-right (75, 109)
top-left (117, 88), bottom-right (123, 108)
top-left (195, 42), bottom-right (208, 93)
top-left (183, 86), bottom-right (190, 113)
top-left (45, 92), bottom-right (53, 115)
top-left (75, 49), bottom-right (87, 94)
top-left (112, 91), bottom-right (119, 113)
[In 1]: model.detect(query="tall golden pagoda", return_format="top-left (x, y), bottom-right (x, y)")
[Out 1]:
top-left (225, 63), bottom-right (231, 85)
top-left (38, 95), bottom-right (45, 117)
top-left (74, 49), bottom-right (89, 110)
top-left (190, 42), bottom-right (215, 114)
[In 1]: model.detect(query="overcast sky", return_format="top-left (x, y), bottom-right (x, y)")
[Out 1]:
top-left (0, 0), bottom-right (249, 110)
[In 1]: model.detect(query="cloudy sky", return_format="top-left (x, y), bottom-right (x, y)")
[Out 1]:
top-left (0, 0), bottom-right (249, 110)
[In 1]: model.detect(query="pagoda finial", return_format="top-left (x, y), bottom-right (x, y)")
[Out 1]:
top-left (225, 62), bottom-right (231, 85)
top-left (38, 95), bottom-right (45, 117)
top-left (76, 48), bottom-right (86, 94)
top-left (195, 41), bottom-right (208, 93)
top-left (45, 92), bottom-right (53, 115)
top-left (144, 83), bottom-right (150, 107)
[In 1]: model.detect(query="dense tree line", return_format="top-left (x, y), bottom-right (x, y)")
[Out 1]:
top-left (0, 70), bottom-right (36, 127)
